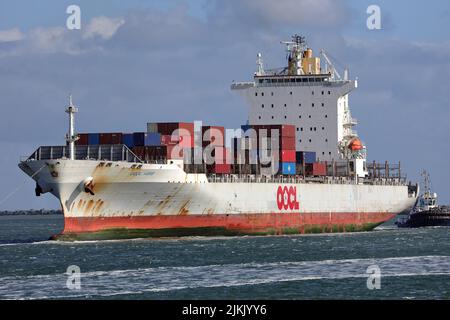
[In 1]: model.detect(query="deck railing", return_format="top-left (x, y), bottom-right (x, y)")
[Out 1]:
top-left (25, 145), bottom-right (143, 163)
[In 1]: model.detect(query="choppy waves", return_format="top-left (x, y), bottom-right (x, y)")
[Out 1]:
top-left (1, 255), bottom-right (449, 299)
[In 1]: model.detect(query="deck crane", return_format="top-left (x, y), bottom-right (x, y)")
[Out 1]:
top-left (320, 49), bottom-right (349, 81)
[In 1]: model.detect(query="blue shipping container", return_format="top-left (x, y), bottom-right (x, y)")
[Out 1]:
top-left (296, 151), bottom-right (316, 164)
top-left (133, 132), bottom-right (145, 146)
top-left (241, 124), bottom-right (251, 133)
top-left (144, 132), bottom-right (161, 146)
top-left (122, 133), bottom-right (134, 148)
top-left (88, 133), bottom-right (100, 145)
top-left (281, 162), bottom-right (296, 175)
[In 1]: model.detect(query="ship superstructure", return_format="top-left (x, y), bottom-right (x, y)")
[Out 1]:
top-left (18, 35), bottom-right (418, 240)
top-left (232, 35), bottom-right (365, 174)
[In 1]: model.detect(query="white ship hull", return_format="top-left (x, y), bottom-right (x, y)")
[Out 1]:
top-left (19, 159), bottom-right (417, 240)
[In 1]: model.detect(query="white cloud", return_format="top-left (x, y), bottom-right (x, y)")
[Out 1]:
top-left (0, 28), bottom-right (24, 43)
top-left (83, 16), bottom-right (125, 40)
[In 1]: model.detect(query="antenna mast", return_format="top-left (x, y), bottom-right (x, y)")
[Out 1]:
top-left (65, 95), bottom-right (79, 160)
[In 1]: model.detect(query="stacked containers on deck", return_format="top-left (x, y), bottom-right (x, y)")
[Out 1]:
top-left (88, 133), bottom-right (100, 145)
top-left (122, 133), bottom-right (134, 148)
top-left (202, 126), bottom-right (230, 174)
top-left (305, 162), bottom-right (326, 176)
top-left (76, 133), bottom-right (123, 146)
top-left (146, 122), bottom-right (195, 161)
top-left (75, 133), bottom-right (89, 145)
top-left (295, 151), bottom-right (326, 176)
top-left (99, 133), bottom-right (123, 145)
top-left (241, 124), bottom-right (296, 175)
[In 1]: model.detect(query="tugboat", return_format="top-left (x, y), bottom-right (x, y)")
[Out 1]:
top-left (396, 171), bottom-right (450, 228)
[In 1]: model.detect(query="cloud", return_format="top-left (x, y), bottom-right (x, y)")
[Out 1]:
top-left (83, 16), bottom-right (125, 40)
top-left (0, 28), bottom-right (24, 42)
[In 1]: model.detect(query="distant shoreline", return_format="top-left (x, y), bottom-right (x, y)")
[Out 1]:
top-left (0, 210), bottom-right (63, 216)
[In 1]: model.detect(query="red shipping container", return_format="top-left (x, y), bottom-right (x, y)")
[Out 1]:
top-left (179, 135), bottom-right (194, 147)
top-left (99, 133), bottom-right (122, 145)
top-left (202, 126), bottom-right (225, 147)
top-left (214, 164), bottom-right (231, 174)
top-left (280, 124), bottom-right (295, 138)
top-left (251, 124), bottom-right (295, 138)
top-left (111, 133), bottom-right (123, 144)
top-left (213, 147), bottom-right (232, 164)
top-left (161, 135), bottom-right (177, 146)
top-left (306, 163), bottom-right (326, 176)
top-left (281, 150), bottom-right (296, 162)
top-left (157, 122), bottom-right (194, 137)
top-left (166, 145), bottom-right (184, 159)
top-left (280, 136), bottom-right (295, 150)
top-left (161, 134), bottom-right (194, 147)
top-left (76, 133), bottom-right (89, 145)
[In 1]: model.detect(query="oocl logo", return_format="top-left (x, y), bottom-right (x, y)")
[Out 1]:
top-left (277, 186), bottom-right (299, 210)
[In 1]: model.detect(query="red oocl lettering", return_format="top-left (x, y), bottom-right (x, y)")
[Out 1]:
top-left (276, 185), bottom-right (299, 211)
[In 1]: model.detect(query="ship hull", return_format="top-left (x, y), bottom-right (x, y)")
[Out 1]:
top-left (19, 159), bottom-right (417, 240)
top-left (56, 212), bottom-right (393, 240)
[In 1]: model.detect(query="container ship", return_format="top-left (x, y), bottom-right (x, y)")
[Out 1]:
top-left (19, 35), bottom-right (419, 240)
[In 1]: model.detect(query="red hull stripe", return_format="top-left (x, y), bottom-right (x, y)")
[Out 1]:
top-left (63, 212), bottom-right (395, 234)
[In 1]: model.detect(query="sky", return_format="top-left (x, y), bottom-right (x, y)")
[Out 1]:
top-left (0, 0), bottom-right (449, 210)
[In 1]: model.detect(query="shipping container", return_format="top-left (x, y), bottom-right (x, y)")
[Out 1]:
top-left (166, 145), bottom-right (184, 160)
top-left (99, 133), bottom-right (122, 145)
top-left (241, 124), bottom-right (251, 132)
top-left (75, 133), bottom-right (89, 145)
top-left (133, 132), bottom-right (145, 147)
top-left (281, 162), bottom-right (296, 175)
top-left (208, 163), bottom-right (231, 174)
top-left (88, 133), bottom-right (100, 145)
top-left (305, 162), bottom-right (326, 176)
top-left (144, 132), bottom-right (161, 146)
top-left (245, 124), bottom-right (296, 138)
top-left (122, 133), bottom-right (134, 148)
top-left (256, 135), bottom-right (295, 150)
top-left (281, 150), bottom-right (296, 162)
top-left (280, 136), bottom-right (295, 150)
top-left (157, 122), bottom-right (194, 137)
top-left (202, 126), bottom-right (225, 147)
top-left (296, 151), bottom-right (316, 164)
top-left (147, 122), bottom-right (158, 133)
